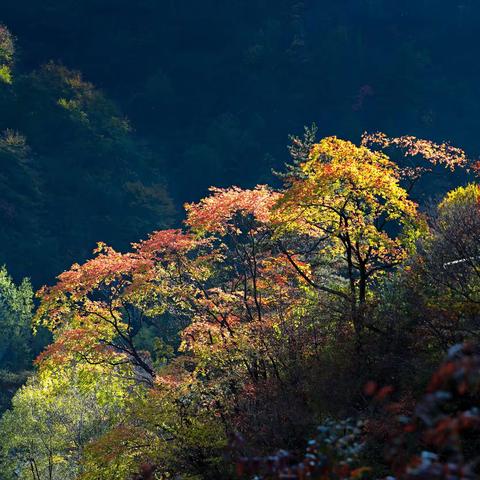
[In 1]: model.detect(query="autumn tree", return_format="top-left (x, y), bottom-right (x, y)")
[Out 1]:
top-left (35, 239), bottom-right (171, 383)
top-left (274, 136), bottom-right (423, 342)
top-left (183, 186), bottom-right (283, 355)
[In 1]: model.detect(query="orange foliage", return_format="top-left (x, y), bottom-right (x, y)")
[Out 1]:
top-left (362, 132), bottom-right (467, 170)
top-left (185, 185), bottom-right (280, 234)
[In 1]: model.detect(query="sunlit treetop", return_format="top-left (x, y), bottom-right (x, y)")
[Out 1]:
top-left (438, 183), bottom-right (480, 213)
top-left (41, 243), bottom-right (145, 302)
top-left (39, 230), bottom-right (201, 304)
top-left (275, 136), bottom-right (420, 240)
top-left (132, 229), bottom-right (201, 258)
top-left (184, 185), bottom-right (280, 235)
top-left (273, 137), bottom-right (423, 306)
top-left (435, 183), bottom-right (480, 255)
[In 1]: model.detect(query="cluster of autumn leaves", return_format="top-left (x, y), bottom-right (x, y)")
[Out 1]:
top-left (36, 135), bottom-right (433, 378)
top-left (3, 133), bottom-right (477, 479)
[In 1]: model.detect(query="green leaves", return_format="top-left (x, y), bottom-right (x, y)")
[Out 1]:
top-left (0, 266), bottom-right (34, 371)
top-left (0, 362), bottom-right (141, 480)
top-left (0, 26), bottom-right (14, 84)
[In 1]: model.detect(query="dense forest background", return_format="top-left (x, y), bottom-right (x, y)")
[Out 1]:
top-left (1, 0), bottom-right (479, 285)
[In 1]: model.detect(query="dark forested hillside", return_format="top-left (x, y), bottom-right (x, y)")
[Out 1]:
top-left (1, 0), bottom-right (480, 284)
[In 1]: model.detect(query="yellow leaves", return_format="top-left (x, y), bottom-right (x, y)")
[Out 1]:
top-left (273, 137), bottom-right (422, 300)
top-left (275, 137), bottom-right (412, 232)
top-left (439, 183), bottom-right (480, 212)
top-left (57, 97), bottom-right (79, 110)
top-left (1, 358), bottom-right (140, 480)
top-left (276, 137), bottom-right (419, 236)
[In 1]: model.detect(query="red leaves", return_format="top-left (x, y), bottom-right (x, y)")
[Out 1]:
top-left (133, 229), bottom-right (200, 258)
top-left (185, 185), bottom-right (280, 235)
top-left (35, 327), bottom-right (122, 368)
top-left (49, 244), bottom-right (143, 299)
top-left (376, 386), bottom-right (394, 401)
top-left (427, 345), bottom-right (480, 394)
top-left (363, 381), bottom-right (394, 402)
top-left (35, 183), bottom-right (286, 381)
top-left (381, 344), bottom-right (480, 478)
top-left (362, 132), bottom-right (468, 171)
top-left (363, 381), bottom-right (377, 396)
